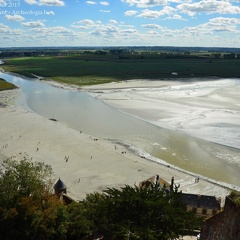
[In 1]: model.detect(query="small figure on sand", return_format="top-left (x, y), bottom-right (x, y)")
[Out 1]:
top-left (195, 177), bottom-right (200, 183)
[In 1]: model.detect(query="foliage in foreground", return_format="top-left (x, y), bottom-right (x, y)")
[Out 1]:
top-left (229, 190), bottom-right (240, 207)
top-left (0, 157), bottom-right (53, 208)
top-left (0, 157), bottom-right (201, 240)
top-left (82, 185), bottom-right (201, 240)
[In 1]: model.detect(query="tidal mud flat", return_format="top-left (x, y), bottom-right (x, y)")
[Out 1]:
top-left (0, 89), bottom-right (233, 203)
top-left (0, 73), bottom-right (239, 202)
top-left (84, 78), bottom-right (240, 185)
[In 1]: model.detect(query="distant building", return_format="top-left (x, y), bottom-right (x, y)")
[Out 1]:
top-left (181, 193), bottom-right (221, 217)
top-left (54, 178), bottom-right (67, 196)
top-left (139, 175), bottom-right (221, 218)
top-left (139, 175), bottom-right (172, 191)
top-left (53, 178), bottom-right (74, 205)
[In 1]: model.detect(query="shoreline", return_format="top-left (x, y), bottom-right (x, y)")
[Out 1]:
top-left (0, 86), bottom-right (236, 205)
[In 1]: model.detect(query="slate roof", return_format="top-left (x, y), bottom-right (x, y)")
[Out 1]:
top-left (139, 175), bottom-right (221, 211)
top-left (181, 193), bottom-right (221, 210)
top-left (54, 178), bottom-right (67, 192)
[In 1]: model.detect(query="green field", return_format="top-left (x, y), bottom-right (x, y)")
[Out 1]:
top-left (2, 56), bottom-right (240, 86)
top-left (0, 78), bottom-right (17, 91)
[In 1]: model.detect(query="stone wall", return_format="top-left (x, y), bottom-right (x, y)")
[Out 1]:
top-left (200, 196), bottom-right (240, 240)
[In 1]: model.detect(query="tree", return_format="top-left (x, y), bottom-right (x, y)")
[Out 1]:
top-left (0, 157), bottom-right (61, 240)
top-left (1, 194), bottom-right (69, 240)
top-left (66, 202), bottom-right (93, 239)
top-left (0, 157), bottom-right (94, 240)
top-left (82, 183), bottom-right (201, 240)
top-left (0, 157), bottom-right (201, 239)
top-left (0, 157), bottom-right (53, 209)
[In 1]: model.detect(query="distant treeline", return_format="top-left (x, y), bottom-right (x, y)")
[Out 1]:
top-left (1, 46), bottom-right (240, 59)
top-left (1, 46), bottom-right (240, 52)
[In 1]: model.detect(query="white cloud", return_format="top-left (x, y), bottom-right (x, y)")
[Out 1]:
top-left (32, 26), bottom-right (75, 35)
top-left (100, 10), bottom-right (111, 12)
top-left (150, 30), bottom-right (160, 35)
top-left (201, 17), bottom-right (240, 32)
top-left (71, 19), bottom-right (140, 41)
top-left (109, 19), bottom-right (118, 24)
top-left (70, 25), bottom-right (89, 29)
top-left (138, 6), bottom-right (176, 18)
top-left (124, 10), bottom-right (138, 16)
top-left (159, 6), bottom-right (176, 15)
top-left (25, 0), bottom-right (37, 4)
top-left (178, 0), bottom-right (240, 16)
top-left (100, 1), bottom-right (109, 6)
top-left (5, 15), bottom-right (25, 22)
top-left (181, 17), bottom-right (240, 39)
top-left (0, 24), bottom-right (26, 44)
top-left (0, 23), bottom-right (12, 33)
top-left (166, 14), bottom-right (184, 20)
top-left (209, 17), bottom-right (240, 25)
top-left (120, 28), bottom-right (138, 36)
top-left (72, 19), bottom-right (120, 30)
top-left (121, 0), bottom-right (168, 8)
top-left (142, 23), bottom-right (164, 29)
top-left (91, 25), bottom-right (120, 36)
top-left (72, 19), bottom-right (96, 28)
top-left (40, 0), bottom-right (64, 6)
top-left (22, 21), bottom-right (45, 27)
top-left (25, 0), bottom-right (64, 6)
top-left (86, 1), bottom-right (97, 4)
top-left (79, 19), bottom-right (95, 25)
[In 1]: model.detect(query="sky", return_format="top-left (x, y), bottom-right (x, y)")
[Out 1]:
top-left (0, 0), bottom-right (240, 48)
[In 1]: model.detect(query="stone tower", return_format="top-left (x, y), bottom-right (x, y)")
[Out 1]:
top-left (54, 178), bottom-right (67, 200)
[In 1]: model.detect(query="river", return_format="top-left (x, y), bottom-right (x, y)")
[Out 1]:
top-left (1, 71), bottom-right (240, 187)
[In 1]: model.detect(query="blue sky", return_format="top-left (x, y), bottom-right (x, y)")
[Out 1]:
top-left (0, 0), bottom-right (240, 47)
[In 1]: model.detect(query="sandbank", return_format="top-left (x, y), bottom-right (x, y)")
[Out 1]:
top-left (83, 78), bottom-right (240, 150)
top-left (0, 88), bottom-right (232, 204)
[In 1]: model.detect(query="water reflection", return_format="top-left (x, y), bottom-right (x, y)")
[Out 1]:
top-left (1, 71), bottom-right (240, 186)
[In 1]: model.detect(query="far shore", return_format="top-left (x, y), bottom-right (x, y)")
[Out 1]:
top-left (0, 82), bottom-right (236, 205)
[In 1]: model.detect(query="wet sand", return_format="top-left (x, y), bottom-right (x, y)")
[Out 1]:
top-left (83, 78), bottom-right (240, 185)
top-left (0, 88), bottom-right (234, 204)
top-left (84, 78), bottom-right (240, 149)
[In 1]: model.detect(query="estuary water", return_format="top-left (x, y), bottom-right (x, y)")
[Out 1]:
top-left (1, 71), bottom-right (240, 187)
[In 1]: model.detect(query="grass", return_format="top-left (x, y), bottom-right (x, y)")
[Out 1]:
top-left (229, 191), bottom-right (240, 207)
top-left (2, 56), bottom-right (240, 86)
top-left (0, 78), bottom-right (17, 91)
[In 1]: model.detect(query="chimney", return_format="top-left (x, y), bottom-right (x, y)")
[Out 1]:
top-left (156, 174), bottom-right (159, 184)
top-left (170, 177), bottom-right (174, 192)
